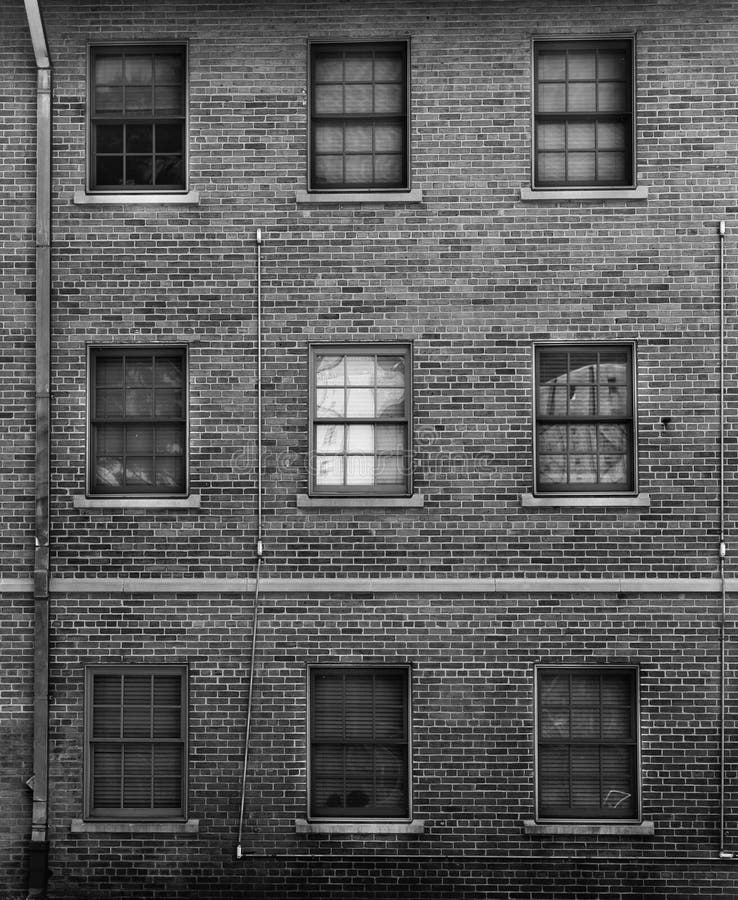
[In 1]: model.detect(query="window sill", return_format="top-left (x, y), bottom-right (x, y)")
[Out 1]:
top-left (520, 187), bottom-right (648, 202)
top-left (520, 493), bottom-right (650, 508)
top-left (73, 494), bottom-right (201, 510)
top-left (297, 493), bottom-right (424, 509)
top-left (295, 819), bottom-right (424, 835)
top-left (524, 820), bottom-right (654, 837)
top-left (73, 190), bottom-right (200, 206)
top-left (295, 189), bottom-right (423, 204)
top-left (71, 818), bottom-right (199, 835)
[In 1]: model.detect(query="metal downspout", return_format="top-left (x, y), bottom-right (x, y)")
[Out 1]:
top-left (23, 0), bottom-right (51, 895)
top-left (236, 229), bottom-right (264, 859)
top-left (718, 222), bottom-right (732, 858)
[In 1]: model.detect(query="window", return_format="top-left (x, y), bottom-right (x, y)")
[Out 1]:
top-left (85, 666), bottom-right (187, 820)
top-left (532, 38), bottom-right (634, 188)
top-left (309, 344), bottom-right (411, 497)
top-left (89, 45), bottom-right (186, 192)
top-left (309, 667), bottom-right (410, 819)
top-left (536, 668), bottom-right (639, 820)
top-left (534, 344), bottom-right (635, 495)
top-left (309, 42), bottom-right (409, 191)
top-left (89, 347), bottom-right (187, 496)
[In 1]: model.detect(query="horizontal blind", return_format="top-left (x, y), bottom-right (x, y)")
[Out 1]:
top-left (310, 668), bottom-right (409, 818)
top-left (89, 669), bottom-right (185, 818)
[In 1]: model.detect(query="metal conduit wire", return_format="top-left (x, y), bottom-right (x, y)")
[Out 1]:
top-left (236, 229), bottom-right (264, 860)
top-left (718, 221), bottom-right (732, 858)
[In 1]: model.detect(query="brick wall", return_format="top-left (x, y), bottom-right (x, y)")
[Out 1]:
top-left (39, 0), bottom-right (736, 580)
top-left (6, 0), bottom-right (738, 897)
top-left (43, 588), bottom-right (738, 898)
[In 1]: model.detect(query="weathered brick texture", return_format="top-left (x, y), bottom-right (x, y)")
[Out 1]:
top-left (5, 0), bottom-right (738, 897)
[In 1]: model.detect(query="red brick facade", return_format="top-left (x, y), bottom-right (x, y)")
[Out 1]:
top-left (3, 0), bottom-right (738, 897)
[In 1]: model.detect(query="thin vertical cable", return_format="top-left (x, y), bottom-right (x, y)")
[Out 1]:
top-left (236, 229), bottom-right (264, 859)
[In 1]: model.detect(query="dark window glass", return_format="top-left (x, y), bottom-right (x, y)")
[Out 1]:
top-left (310, 668), bottom-right (409, 819)
top-left (90, 46), bottom-right (186, 191)
top-left (535, 344), bottom-right (635, 494)
top-left (310, 43), bottom-right (408, 190)
top-left (87, 667), bottom-right (186, 820)
top-left (310, 344), bottom-right (411, 496)
top-left (90, 348), bottom-right (186, 495)
top-left (534, 40), bottom-right (633, 188)
top-left (537, 668), bottom-right (638, 820)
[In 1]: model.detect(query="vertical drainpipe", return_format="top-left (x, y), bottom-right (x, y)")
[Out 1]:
top-left (23, 0), bottom-right (52, 895)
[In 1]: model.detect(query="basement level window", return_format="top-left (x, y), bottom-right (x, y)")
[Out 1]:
top-left (89, 44), bottom-right (187, 193)
top-left (536, 666), bottom-right (640, 821)
top-left (85, 666), bottom-right (187, 821)
top-left (309, 666), bottom-right (411, 821)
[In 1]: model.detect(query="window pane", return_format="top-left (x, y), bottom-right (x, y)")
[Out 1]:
top-left (95, 156), bottom-right (123, 186)
top-left (316, 388), bottom-right (345, 418)
top-left (314, 54), bottom-right (343, 82)
top-left (125, 56), bottom-right (153, 85)
top-left (344, 53), bottom-right (373, 82)
top-left (567, 81), bottom-right (596, 112)
top-left (95, 458), bottom-right (124, 487)
top-left (567, 122), bottom-right (595, 150)
top-left (156, 124), bottom-right (183, 155)
top-left (375, 123), bottom-right (403, 152)
top-left (537, 153), bottom-right (565, 183)
top-left (156, 54), bottom-right (183, 84)
top-left (567, 51), bottom-right (596, 80)
top-left (375, 155), bottom-right (403, 185)
top-left (598, 151), bottom-right (626, 183)
top-left (346, 456), bottom-right (374, 485)
top-left (598, 82), bottom-right (628, 112)
top-left (538, 83), bottom-right (565, 113)
top-left (374, 84), bottom-right (403, 114)
top-left (344, 155), bottom-right (374, 184)
top-left (316, 456), bottom-right (344, 485)
top-left (345, 356), bottom-right (374, 385)
top-left (537, 51), bottom-right (565, 81)
top-left (95, 56), bottom-right (123, 84)
top-left (597, 120), bottom-right (626, 150)
top-left (314, 124), bottom-right (343, 153)
top-left (316, 424), bottom-right (344, 453)
top-left (377, 388), bottom-right (405, 417)
top-left (316, 355), bottom-right (344, 386)
top-left (95, 86), bottom-right (124, 113)
top-left (346, 424), bottom-right (374, 453)
top-left (126, 156), bottom-right (154, 185)
top-left (537, 123), bottom-right (565, 150)
top-left (126, 458), bottom-right (154, 486)
top-left (97, 125), bottom-right (124, 153)
top-left (314, 84), bottom-right (344, 114)
top-left (155, 388), bottom-right (184, 417)
top-left (345, 124), bottom-right (373, 152)
top-left (314, 155), bottom-right (343, 185)
top-left (374, 53), bottom-right (403, 82)
top-left (155, 84), bottom-right (184, 116)
top-left (125, 86), bottom-right (152, 114)
top-left (126, 125), bottom-right (153, 154)
top-left (345, 388), bottom-right (375, 417)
